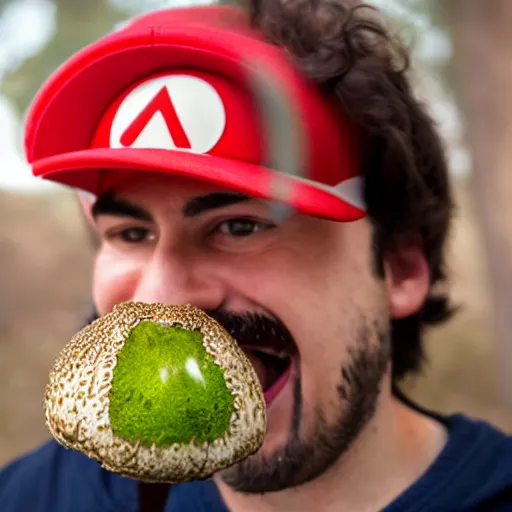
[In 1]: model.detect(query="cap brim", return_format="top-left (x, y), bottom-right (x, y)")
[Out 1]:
top-left (33, 148), bottom-right (365, 222)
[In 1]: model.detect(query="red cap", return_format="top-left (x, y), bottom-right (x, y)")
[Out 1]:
top-left (24, 5), bottom-right (365, 221)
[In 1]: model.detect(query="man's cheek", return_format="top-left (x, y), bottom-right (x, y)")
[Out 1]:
top-left (298, 350), bottom-right (345, 415)
top-left (93, 254), bottom-right (141, 314)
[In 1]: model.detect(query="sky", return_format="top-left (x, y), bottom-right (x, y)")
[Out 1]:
top-left (0, 0), bottom-right (469, 193)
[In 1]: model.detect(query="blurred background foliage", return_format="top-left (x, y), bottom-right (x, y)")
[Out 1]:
top-left (1, 0), bottom-right (511, 466)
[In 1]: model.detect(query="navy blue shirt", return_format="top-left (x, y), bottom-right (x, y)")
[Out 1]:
top-left (1, 414), bottom-right (511, 511)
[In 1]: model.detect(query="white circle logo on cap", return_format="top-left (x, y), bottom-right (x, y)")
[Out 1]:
top-left (110, 74), bottom-right (226, 154)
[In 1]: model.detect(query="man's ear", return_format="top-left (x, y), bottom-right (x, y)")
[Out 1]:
top-left (383, 240), bottom-right (430, 319)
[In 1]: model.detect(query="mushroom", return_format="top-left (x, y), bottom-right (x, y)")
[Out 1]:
top-left (44, 302), bottom-right (267, 483)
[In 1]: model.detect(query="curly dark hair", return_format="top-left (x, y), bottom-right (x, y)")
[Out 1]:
top-left (240, 0), bottom-right (456, 383)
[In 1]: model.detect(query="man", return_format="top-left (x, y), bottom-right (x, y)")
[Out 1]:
top-left (1, 1), bottom-right (511, 511)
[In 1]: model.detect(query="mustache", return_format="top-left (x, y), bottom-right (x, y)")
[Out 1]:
top-left (82, 305), bottom-right (297, 354)
top-left (206, 307), bottom-right (297, 354)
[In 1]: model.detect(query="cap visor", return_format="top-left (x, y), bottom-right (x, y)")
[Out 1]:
top-left (33, 148), bottom-right (364, 222)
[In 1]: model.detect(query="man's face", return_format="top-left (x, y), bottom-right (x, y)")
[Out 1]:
top-left (91, 172), bottom-right (419, 493)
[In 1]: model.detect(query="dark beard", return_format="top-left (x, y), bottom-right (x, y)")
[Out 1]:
top-left (219, 318), bottom-right (390, 494)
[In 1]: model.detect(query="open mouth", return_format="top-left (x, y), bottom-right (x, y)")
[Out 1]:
top-left (211, 311), bottom-right (297, 406)
top-left (242, 348), bottom-right (293, 405)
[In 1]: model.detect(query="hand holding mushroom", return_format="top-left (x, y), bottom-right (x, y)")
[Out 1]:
top-left (44, 302), bottom-right (267, 483)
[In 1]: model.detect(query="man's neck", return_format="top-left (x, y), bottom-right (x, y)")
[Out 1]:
top-left (214, 392), bottom-right (448, 512)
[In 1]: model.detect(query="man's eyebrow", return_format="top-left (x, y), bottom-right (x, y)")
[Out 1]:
top-left (182, 192), bottom-right (252, 217)
top-left (91, 192), bottom-right (153, 222)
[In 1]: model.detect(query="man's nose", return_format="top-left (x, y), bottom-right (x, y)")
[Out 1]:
top-left (131, 250), bottom-right (225, 312)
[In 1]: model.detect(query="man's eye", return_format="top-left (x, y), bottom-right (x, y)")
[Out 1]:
top-left (216, 219), bottom-right (268, 237)
top-left (108, 227), bottom-right (155, 244)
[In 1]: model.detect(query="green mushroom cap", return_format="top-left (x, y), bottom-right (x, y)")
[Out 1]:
top-left (44, 302), bottom-right (267, 483)
top-left (108, 321), bottom-right (234, 447)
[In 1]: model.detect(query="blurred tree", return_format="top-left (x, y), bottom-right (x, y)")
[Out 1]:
top-left (1, 0), bottom-right (127, 115)
top-left (436, 0), bottom-right (512, 404)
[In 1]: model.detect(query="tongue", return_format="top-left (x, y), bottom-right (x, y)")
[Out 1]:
top-left (243, 350), bottom-right (267, 391)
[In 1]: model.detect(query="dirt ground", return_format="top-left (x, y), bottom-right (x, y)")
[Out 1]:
top-left (0, 182), bottom-right (510, 468)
